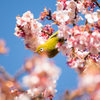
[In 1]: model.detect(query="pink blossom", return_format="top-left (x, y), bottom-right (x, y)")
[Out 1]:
top-left (22, 56), bottom-right (61, 98)
top-left (0, 39), bottom-right (8, 54)
top-left (27, 88), bottom-right (41, 98)
top-left (67, 9), bottom-right (75, 19)
top-left (14, 93), bottom-right (31, 100)
top-left (58, 45), bottom-right (71, 56)
top-left (74, 31), bottom-right (89, 51)
top-left (67, 58), bottom-right (78, 68)
top-left (31, 20), bottom-right (43, 35)
top-left (15, 11), bottom-right (48, 51)
top-left (44, 86), bottom-right (57, 98)
top-left (76, 50), bottom-right (89, 58)
top-left (67, 58), bottom-right (85, 69)
top-left (53, 10), bottom-right (69, 23)
top-left (22, 11), bottom-right (34, 21)
top-left (85, 12), bottom-right (99, 23)
top-left (24, 36), bottom-right (43, 51)
top-left (86, 31), bottom-right (100, 55)
top-left (65, 0), bottom-right (76, 10)
top-left (77, 2), bottom-right (84, 12)
top-left (78, 59), bottom-right (100, 92)
top-left (92, 90), bottom-right (100, 100)
top-left (56, 2), bottom-right (64, 11)
top-left (58, 24), bottom-right (70, 39)
top-left (79, 73), bottom-right (100, 91)
top-left (42, 24), bottom-right (54, 36)
top-left (73, 15), bottom-right (83, 24)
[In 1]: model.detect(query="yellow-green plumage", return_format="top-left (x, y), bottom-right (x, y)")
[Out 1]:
top-left (34, 31), bottom-right (64, 58)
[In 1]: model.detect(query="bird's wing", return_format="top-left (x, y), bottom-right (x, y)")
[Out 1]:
top-left (49, 30), bottom-right (58, 39)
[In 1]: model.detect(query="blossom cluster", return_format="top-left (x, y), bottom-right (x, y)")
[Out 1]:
top-left (0, 39), bottom-right (8, 54)
top-left (14, 11), bottom-right (49, 51)
top-left (54, 0), bottom-right (100, 72)
top-left (78, 59), bottom-right (100, 100)
top-left (0, 53), bottom-right (61, 100)
top-left (22, 56), bottom-right (61, 99)
top-left (62, 59), bottom-right (100, 100)
top-left (14, 1), bottom-right (100, 71)
top-left (13, 0), bottom-right (100, 100)
top-left (53, 0), bottom-right (83, 24)
top-left (57, 25), bottom-right (100, 72)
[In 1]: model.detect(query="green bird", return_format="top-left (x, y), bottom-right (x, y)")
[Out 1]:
top-left (34, 30), bottom-right (64, 58)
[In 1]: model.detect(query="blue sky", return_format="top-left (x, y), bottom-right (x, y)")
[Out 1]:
top-left (0, 0), bottom-right (78, 99)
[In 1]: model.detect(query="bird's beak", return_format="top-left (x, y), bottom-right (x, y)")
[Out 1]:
top-left (34, 50), bottom-right (37, 53)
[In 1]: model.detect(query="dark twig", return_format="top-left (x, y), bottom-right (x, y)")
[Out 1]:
top-left (14, 67), bottom-right (25, 80)
top-left (73, 7), bottom-right (78, 26)
top-left (49, 97), bottom-right (53, 100)
top-left (41, 30), bottom-right (53, 36)
top-left (94, 1), bottom-right (100, 8)
top-left (46, 9), bottom-right (61, 25)
top-left (85, 19), bottom-right (88, 25)
top-left (0, 66), bottom-right (13, 81)
top-left (84, 52), bottom-right (91, 60)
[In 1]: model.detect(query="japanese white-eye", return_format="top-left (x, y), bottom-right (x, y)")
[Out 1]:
top-left (34, 31), bottom-right (64, 58)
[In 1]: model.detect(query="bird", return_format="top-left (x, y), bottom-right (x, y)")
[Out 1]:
top-left (34, 30), bottom-right (65, 58)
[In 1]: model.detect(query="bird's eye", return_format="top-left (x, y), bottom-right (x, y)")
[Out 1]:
top-left (40, 48), bottom-right (43, 52)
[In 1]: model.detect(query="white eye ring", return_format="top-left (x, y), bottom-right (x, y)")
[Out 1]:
top-left (40, 48), bottom-right (43, 52)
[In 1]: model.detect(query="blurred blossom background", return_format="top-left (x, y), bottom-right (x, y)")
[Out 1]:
top-left (0, 0), bottom-right (78, 99)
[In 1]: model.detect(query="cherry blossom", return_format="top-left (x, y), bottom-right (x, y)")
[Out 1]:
top-left (15, 11), bottom-right (48, 51)
top-left (86, 31), bottom-right (100, 55)
top-left (91, 90), bottom-right (100, 100)
top-left (73, 31), bottom-right (89, 51)
top-left (78, 59), bottom-right (100, 95)
top-left (85, 11), bottom-right (99, 23)
top-left (53, 10), bottom-right (69, 23)
top-left (27, 88), bottom-right (42, 98)
top-left (12, 0), bottom-right (100, 99)
top-left (65, 0), bottom-right (76, 10)
top-left (56, 1), bottom-right (64, 11)
top-left (77, 2), bottom-right (84, 12)
top-left (14, 93), bottom-right (31, 100)
top-left (58, 24), bottom-right (70, 39)
top-left (22, 56), bottom-right (61, 98)
top-left (58, 45), bottom-right (71, 55)
top-left (0, 39), bottom-right (8, 54)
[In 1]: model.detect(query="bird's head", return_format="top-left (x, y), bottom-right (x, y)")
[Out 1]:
top-left (34, 44), bottom-right (48, 57)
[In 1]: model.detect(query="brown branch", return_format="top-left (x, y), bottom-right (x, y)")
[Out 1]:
top-left (73, 6), bottom-right (78, 26)
top-left (74, 0), bottom-right (78, 2)
top-left (85, 19), bottom-right (88, 25)
top-left (46, 16), bottom-right (60, 25)
top-left (64, 89), bottom-right (83, 100)
top-left (14, 67), bottom-right (25, 80)
top-left (49, 97), bottom-right (53, 100)
top-left (0, 66), bottom-right (13, 81)
top-left (84, 52), bottom-right (91, 60)
top-left (94, 1), bottom-right (100, 8)
top-left (46, 9), bottom-right (61, 25)
top-left (41, 30), bottom-right (53, 36)
top-left (0, 66), bottom-right (25, 94)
